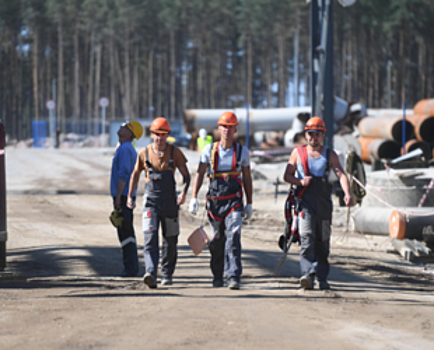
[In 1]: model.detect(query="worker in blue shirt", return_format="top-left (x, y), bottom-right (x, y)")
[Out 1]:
top-left (110, 121), bottom-right (143, 277)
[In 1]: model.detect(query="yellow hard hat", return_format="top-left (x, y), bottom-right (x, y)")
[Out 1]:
top-left (126, 121), bottom-right (143, 139)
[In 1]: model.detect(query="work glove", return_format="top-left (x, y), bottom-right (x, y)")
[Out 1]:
top-left (243, 204), bottom-right (253, 220)
top-left (189, 198), bottom-right (199, 216)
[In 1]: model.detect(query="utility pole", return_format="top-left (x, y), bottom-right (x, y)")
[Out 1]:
top-left (310, 0), bottom-right (334, 149)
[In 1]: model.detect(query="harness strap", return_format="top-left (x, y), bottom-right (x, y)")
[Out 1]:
top-left (145, 144), bottom-right (175, 175)
top-left (209, 171), bottom-right (242, 178)
top-left (210, 142), bottom-right (219, 179)
top-left (296, 145), bottom-right (310, 199)
top-left (211, 142), bottom-right (242, 179)
top-left (208, 190), bottom-right (242, 202)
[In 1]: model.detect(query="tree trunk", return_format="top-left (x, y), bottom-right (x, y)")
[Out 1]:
top-left (57, 14), bottom-right (65, 128)
top-left (246, 34), bottom-right (252, 107)
top-left (170, 30), bottom-right (176, 119)
top-left (266, 45), bottom-right (271, 108)
top-left (33, 28), bottom-right (39, 121)
top-left (93, 40), bottom-right (102, 121)
top-left (131, 44), bottom-right (139, 119)
top-left (147, 47), bottom-right (154, 118)
top-left (73, 26), bottom-right (80, 123)
top-left (277, 20), bottom-right (286, 107)
top-left (156, 54), bottom-right (162, 118)
top-left (109, 33), bottom-right (116, 120)
top-left (124, 21), bottom-right (131, 119)
top-left (196, 34), bottom-right (203, 108)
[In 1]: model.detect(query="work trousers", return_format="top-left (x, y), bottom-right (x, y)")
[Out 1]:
top-left (208, 210), bottom-right (243, 282)
top-left (298, 208), bottom-right (331, 282)
top-left (114, 195), bottom-right (138, 275)
top-left (142, 201), bottom-right (179, 280)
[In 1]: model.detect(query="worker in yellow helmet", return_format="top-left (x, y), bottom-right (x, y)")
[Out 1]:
top-left (110, 120), bottom-right (143, 277)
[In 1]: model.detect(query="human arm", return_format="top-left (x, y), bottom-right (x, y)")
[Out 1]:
top-left (127, 153), bottom-right (144, 209)
top-left (241, 166), bottom-right (253, 205)
top-left (177, 164), bottom-right (190, 205)
top-left (329, 150), bottom-right (354, 207)
top-left (283, 149), bottom-right (312, 187)
top-left (189, 162), bottom-right (208, 215)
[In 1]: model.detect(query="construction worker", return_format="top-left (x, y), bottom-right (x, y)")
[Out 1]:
top-left (283, 117), bottom-right (353, 290)
top-left (127, 117), bottom-right (190, 288)
top-left (197, 128), bottom-right (213, 153)
top-left (110, 121), bottom-right (144, 277)
top-left (189, 111), bottom-right (253, 290)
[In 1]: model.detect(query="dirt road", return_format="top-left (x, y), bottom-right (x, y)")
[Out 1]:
top-left (1, 148), bottom-right (434, 349)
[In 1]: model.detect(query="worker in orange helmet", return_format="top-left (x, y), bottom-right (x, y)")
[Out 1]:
top-left (283, 116), bottom-right (353, 290)
top-left (189, 111), bottom-right (253, 290)
top-left (127, 117), bottom-right (190, 288)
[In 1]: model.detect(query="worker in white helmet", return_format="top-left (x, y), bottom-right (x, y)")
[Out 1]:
top-left (197, 128), bottom-right (213, 154)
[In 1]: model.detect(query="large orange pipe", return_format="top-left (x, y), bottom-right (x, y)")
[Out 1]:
top-left (401, 139), bottom-right (432, 160)
top-left (413, 98), bottom-right (434, 116)
top-left (357, 116), bottom-right (413, 142)
top-left (405, 114), bottom-right (434, 143)
top-left (358, 137), bottom-right (401, 163)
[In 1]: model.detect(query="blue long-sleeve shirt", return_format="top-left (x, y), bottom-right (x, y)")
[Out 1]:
top-left (110, 141), bottom-right (138, 197)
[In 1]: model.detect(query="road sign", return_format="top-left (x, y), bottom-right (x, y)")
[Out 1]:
top-left (99, 97), bottom-right (109, 108)
top-left (46, 100), bottom-right (56, 110)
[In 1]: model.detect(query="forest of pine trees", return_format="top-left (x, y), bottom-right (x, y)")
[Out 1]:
top-left (0, 0), bottom-right (433, 140)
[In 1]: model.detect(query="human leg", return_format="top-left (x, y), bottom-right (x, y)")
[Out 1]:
top-left (208, 218), bottom-right (225, 284)
top-left (316, 219), bottom-right (331, 289)
top-left (142, 207), bottom-right (160, 280)
top-left (161, 217), bottom-right (179, 280)
top-left (115, 196), bottom-right (138, 276)
top-left (298, 209), bottom-right (317, 288)
top-left (224, 211), bottom-right (243, 283)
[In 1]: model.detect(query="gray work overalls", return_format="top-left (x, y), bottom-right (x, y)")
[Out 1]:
top-left (142, 145), bottom-right (179, 280)
top-left (297, 148), bottom-right (332, 283)
top-left (207, 142), bottom-right (244, 283)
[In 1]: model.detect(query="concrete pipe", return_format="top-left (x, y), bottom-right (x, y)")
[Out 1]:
top-left (413, 98), bottom-right (434, 116)
top-left (357, 116), bottom-right (414, 142)
top-left (351, 207), bottom-right (393, 235)
top-left (405, 114), bottom-right (434, 144)
top-left (358, 137), bottom-right (401, 163)
top-left (389, 210), bottom-right (434, 244)
top-left (401, 139), bottom-right (432, 160)
top-left (183, 107), bottom-right (311, 136)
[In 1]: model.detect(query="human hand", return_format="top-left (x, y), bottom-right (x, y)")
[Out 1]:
top-left (243, 204), bottom-right (253, 220)
top-left (115, 195), bottom-right (122, 209)
top-left (344, 194), bottom-right (354, 207)
top-left (189, 198), bottom-right (199, 215)
top-left (177, 192), bottom-right (186, 205)
top-left (300, 176), bottom-right (312, 187)
top-left (126, 196), bottom-right (135, 209)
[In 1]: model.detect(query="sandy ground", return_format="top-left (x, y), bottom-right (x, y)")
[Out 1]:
top-left (1, 147), bottom-right (434, 350)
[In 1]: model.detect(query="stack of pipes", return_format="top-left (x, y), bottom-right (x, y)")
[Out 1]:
top-left (357, 98), bottom-right (434, 163)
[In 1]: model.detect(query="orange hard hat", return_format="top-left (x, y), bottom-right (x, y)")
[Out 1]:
top-left (305, 116), bottom-right (326, 133)
top-left (150, 117), bottom-right (171, 133)
top-left (217, 111), bottom-right (238, 126)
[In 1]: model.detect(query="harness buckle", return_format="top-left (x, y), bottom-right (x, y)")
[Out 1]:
top-left (223, 174), bottom-right (230, 182)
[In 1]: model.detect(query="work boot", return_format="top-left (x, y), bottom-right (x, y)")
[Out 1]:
top-left (143, 273), bottom-right (157, 289)
top-left (228, 279), bottom-right (240, 290)
top-left (319, 280), bottom-right (330, 290)
top-left (212, 279), bottom-right (223, 288)
top-left (161, 277), bottom-right (173, 286)
top-left (300, 274), bottom-right (314, 290)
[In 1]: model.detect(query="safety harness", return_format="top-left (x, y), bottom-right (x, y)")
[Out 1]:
top-left (206, 142), bottom-right (244, 221)
top-left (282, 145), bottom-right (330, 247)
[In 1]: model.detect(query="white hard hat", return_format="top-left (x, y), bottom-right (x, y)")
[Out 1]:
top-left (199, 128), bottom-right (207, 139)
